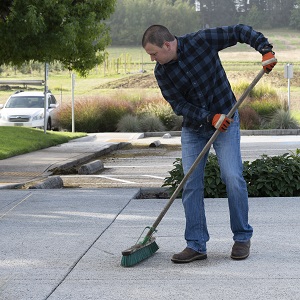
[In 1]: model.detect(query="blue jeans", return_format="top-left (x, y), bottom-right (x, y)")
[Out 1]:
top-left (181, 113), bottom-right (253, 253)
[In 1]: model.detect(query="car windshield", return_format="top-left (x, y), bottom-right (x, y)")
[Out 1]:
top-left (6, 96), bottom-right (44, 108)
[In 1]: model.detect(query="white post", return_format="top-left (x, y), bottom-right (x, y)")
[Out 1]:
top-left (71, 73), bottom-right (75, 132)
top-left (44, 63), bottom-right (48, 134)
top-left (288, 77), bottom-right (291, 112)
top-left (284, 63), bottom-right (293, 112)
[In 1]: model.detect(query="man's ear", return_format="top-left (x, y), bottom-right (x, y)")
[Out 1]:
top-left (164, 41), bottom-right (171, 50)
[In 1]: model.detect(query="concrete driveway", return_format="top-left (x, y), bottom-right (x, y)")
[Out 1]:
top-left (1, 188), bottom-right (300, 300)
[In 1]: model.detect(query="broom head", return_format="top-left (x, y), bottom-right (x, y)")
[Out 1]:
top-left (121, 237), bottom-right (159, 267)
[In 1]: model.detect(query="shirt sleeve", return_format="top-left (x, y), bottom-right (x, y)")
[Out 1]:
top-left (155, 68), bottom-right (211, 124)
top-left (200, 24), bottom-right (271, 53)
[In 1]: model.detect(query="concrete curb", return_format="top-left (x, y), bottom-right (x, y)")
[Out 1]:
top-left (240, 129), bottom-right (300, 135)
top-left (78, 160), bottom-right (104, 175)
top-left (28, 176), bottom-right (63, 189)
top-left (49, 142), bottom-right (129, 173)
top-left (143, 129), bottom-right (300, 137)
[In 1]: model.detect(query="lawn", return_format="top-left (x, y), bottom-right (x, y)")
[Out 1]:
top-left (0, 127), bottom-right (86, 160)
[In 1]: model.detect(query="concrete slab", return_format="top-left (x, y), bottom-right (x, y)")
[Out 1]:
top-left (0, 188), bottom-right (139, 300)
top-left (1, 190), bottom-right (299, 299)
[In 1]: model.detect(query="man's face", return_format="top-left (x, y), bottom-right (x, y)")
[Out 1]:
top-left (144, 42), bottom-right (174, 65)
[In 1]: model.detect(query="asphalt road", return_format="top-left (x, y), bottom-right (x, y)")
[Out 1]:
top-left (60, 135), bottom-right (300, 189)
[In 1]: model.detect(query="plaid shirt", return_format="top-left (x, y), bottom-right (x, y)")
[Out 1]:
top-left (154, 24), bottom-right (270, 129)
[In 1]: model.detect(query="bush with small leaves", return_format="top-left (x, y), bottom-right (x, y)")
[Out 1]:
top-left (163, 150), bottom-right (300, 198)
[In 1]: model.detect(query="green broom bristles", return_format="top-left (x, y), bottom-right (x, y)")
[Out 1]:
top-left (121, 237), bottom-right (159, 267)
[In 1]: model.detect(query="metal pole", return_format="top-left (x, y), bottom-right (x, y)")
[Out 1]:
top-left (287, 64), bottom-right (291, 112)
top-left (71, 73), bottom-right (75, 132)
top-left (284, 63), bottom-right (293, 112)
top-left (44, 63), bottom-right (48, 134)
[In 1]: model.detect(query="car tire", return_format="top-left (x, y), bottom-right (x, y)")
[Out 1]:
top-left (46, 118), bottom-right (52, 130)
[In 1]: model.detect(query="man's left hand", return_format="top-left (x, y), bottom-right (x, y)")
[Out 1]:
top-left (262, 52), bottom-right (277, 73)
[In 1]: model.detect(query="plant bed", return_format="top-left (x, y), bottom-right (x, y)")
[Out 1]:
top-left (163, 149), bottom-right (300, 198)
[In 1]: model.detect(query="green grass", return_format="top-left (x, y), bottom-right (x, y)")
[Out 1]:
top-left (0, 127), bottom-right (86, 160)
top-left (291, 111), bottom-right (300, 123)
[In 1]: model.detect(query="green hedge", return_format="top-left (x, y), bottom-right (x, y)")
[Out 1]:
top-left (163, 149), bottom-right (300, 198)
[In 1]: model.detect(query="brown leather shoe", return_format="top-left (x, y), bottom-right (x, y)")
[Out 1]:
top-left (231, 241), bottom-right (250, 260)
top-left (171, 247), bottom-right (207, 264)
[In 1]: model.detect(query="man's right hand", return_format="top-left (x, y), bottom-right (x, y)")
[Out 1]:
top-left (212, 114), bottom-right (232, 132)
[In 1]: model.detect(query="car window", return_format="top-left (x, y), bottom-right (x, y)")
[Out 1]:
top-left (49, 95), bottom-right (57, 106)
top-left (6, 96), bottom-right (44, 108)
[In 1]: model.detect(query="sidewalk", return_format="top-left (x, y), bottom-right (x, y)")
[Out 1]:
top-left (0, 133), bottom-right (144, 189)
top-left (1, 189), bottom-right (300, 299)
top-left (0, 132), bottom-right (300, 299)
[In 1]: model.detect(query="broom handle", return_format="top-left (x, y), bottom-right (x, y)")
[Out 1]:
top-left (143, 67), bottom-right (268, 243)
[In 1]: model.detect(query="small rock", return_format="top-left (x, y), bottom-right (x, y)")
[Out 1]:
top-left (78, 160), bottom-right (104, 175)
top-left (162, 133), bottom-right (172, 139)
top-left (149, 140), bottom-right (161, 148)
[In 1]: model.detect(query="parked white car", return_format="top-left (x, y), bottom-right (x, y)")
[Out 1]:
top-left (0, 91), bottom-right (59, 130)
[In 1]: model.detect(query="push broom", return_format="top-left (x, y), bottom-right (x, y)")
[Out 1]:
top-left (121, 62), bottom-right (276, 267)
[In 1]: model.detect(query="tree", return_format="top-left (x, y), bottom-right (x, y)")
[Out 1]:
top-left (0, 0), bottom-right (116, 76)
top-left (239, 5), bottom-right (265, 28)
top-left (109, 0), bottom-right (199, 46)
top-left (290, 0), bottom-right (300, 29)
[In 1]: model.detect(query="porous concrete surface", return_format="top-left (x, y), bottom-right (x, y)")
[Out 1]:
top-left (0, 189), bottom-right (299, 299)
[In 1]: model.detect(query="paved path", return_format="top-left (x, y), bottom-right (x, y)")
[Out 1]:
top-left (1, 189), bottom-right (300, 299)
top-left (0, 132), bottom-right (300, 299)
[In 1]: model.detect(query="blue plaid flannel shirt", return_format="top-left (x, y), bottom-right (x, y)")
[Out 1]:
top-left (154, 24), bottom-right (271, 129)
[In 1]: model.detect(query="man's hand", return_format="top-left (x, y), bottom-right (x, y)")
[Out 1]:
top-left (212, 114), bottom-right (233, 132)
top-left (262, 52), bottom-right (277, 73)
top-left (261, 44), bottom-right (277, 74)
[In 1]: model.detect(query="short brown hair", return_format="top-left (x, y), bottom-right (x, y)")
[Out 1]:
top-left (142, 25), bottom-right (175, 48)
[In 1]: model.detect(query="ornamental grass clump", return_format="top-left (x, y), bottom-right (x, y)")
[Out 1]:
top-left (233, 81), bottom-right (282, 129)
top-left (55, 96), bottom-right (134, 132)
top-left (268, 109), bottom-right (299, 129)
top-left (116, 114), bottom-right (141, 132)
top-left (136, 97), bottom-right (179, 130)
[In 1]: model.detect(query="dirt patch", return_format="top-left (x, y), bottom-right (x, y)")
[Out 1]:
top-left (98, 70), bottom-right (300, 90)
top-left (98, 73), bottom-right (159, 89)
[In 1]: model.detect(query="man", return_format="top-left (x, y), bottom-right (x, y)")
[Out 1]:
top-left (142, 24), bottom-right (276, 263)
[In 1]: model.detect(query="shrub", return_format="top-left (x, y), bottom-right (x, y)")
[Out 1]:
top-left (54, 96), bottom-right (134, 132)
top-left (268, 109), bottom-right (299, 129)
top-left (162, 158), bottom-right (184, 198)
top-left (249, 84), bottom-right (278, 99)
top-left (139, 114), bottom-right (166, 132)
top-left (55, 99), bottom-right (102, 132)
top-left (244, 150), bottom-right (300, 197)
top-left (163, 150), bottom-right (300, 198)
top-left (232, 81), bottom-right (256, 98)
top-left (162, 155), bottom-right (227, 198)
top-left (116, 114), bottom-right (141, 132)
top-left (239, 106), bottom-right (260, 130)
top-left (249, 98), bottom-right (281, 119)
top-left (96, 98), bottom-right (134, 132)
top-left (233, 81), bottom-right (282, 129)
top-left (232, 81), bottom-right (277, 100)
top-left (171, 115), bottom-right (183, 131)
top-left (137, 97), bottom-right (178, 130)
top-left (117, 113), bottom-right (166, 132)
